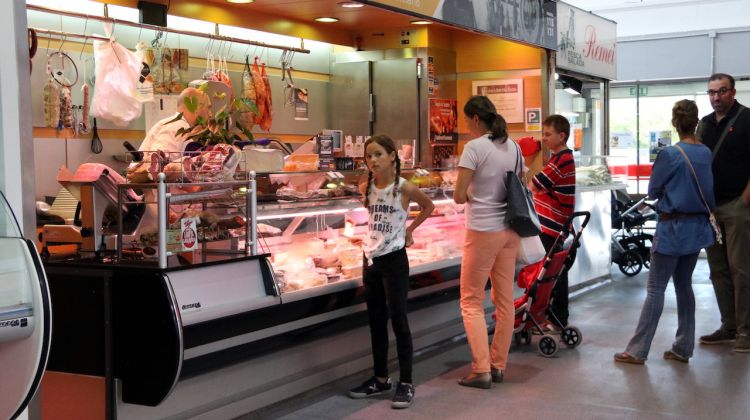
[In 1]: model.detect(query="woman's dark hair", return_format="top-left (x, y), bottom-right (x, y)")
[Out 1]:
top-left (363, 134), bottom-right (401, 210)
top-left (672, 99), bottom-right (699, 136)
top-left (463, 95), bottom-right (508, 143)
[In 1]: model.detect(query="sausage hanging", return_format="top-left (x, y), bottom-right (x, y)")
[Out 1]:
top-left (259, 62), bottom-right (273, 131)
top-left (241, 55), bottom-right (258, 128)
top-left (43, 75), bottom-right (60, 128)
top-left (251, 57), bottom-right (267, 126)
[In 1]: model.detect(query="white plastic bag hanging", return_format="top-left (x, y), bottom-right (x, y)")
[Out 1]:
top-left (89, 23), bottom-right (143, 126)
top-left (516, 235), bottom-right (545, 266)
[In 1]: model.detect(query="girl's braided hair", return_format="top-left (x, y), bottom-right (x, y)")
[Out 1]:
top-left (363, 134), bottom-right (401, 211)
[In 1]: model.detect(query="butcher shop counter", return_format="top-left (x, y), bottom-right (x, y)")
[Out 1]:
top-left (41, 168), bottom-right (471, 419)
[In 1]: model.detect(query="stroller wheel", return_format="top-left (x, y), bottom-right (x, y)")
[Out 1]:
top-left (561, 326), bottom-right (582, 348)
top-left (521, 330), bottom-right (532, 345)
top-left (618, 250), bottom-right (643, 276)
top-left (538, 335), bottom-right (558, 357)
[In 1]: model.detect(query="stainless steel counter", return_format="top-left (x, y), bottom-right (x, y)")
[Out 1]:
top-left (568, 183), bottom-right (626, 289)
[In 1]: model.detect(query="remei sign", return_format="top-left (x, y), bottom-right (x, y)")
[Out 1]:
top-left (364, 0), bottom-right (558, 50)
top-left (557, 2), bottom-right (617, 80)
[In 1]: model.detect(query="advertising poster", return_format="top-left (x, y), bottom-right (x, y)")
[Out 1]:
top-left (611, 131), bottom-right (634, 148)
top-left (649, 130), bottom-right (672, 162)
top-left (431, 143), bottom-right (457, 168)
top-left (317, 133), bottom-right (335, 170)
top-left (429, 98), bottom-right (457, 143)
top-left (472, 79), bottom-right (524, 123)
top-left (294, 87), bottom-right (309, 121)
top-left (525, 107), bottom-right (541, 132)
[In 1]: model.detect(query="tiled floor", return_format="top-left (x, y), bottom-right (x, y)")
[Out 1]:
top-left (246, 259), bottom-right (750, 419)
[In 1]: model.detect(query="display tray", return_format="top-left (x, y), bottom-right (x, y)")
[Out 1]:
top-left (277, 254), bottom-right (463, 303)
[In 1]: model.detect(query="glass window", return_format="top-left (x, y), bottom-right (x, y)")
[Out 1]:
top-left (608, 80), bottom-right (750, 194)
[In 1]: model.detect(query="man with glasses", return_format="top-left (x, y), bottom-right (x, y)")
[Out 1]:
top-left (697, 73), bottom-right (750, 353)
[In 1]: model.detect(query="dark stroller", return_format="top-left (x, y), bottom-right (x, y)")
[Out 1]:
top-left (512, 211), bottom-right (590, 357)
top-left (611, 189), bottom-right (656, 276)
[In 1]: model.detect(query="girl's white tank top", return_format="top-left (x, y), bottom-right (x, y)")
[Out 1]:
top-left (364, 177), bottom-right (408, 261)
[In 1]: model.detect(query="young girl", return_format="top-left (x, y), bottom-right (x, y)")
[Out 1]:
top-left (348, 135), bottom-right (435, 409)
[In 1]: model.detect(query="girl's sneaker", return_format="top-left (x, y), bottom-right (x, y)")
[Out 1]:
top-left (391, 382), bottom-right (415, 409)
top-left (349, 377), bottom-right (392, 399)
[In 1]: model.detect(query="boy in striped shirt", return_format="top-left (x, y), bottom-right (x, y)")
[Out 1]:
top-left (529, 115), bottom-right (576, 330)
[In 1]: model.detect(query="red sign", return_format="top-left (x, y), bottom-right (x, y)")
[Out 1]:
top-left (429, 98), bottom-right (457, 143)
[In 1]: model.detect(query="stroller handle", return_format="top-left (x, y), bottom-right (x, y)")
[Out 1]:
top-left (554, 211), bottom-right (591, 248)
top-left (569, 211), bottom-right (591, 230)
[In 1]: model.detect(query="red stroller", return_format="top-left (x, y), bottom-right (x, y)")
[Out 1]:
top-left (512, 211), bottom-right (591, 357)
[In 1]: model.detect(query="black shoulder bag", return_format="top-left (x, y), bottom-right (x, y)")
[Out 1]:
top-left (505, 141), bottom-right (542, 237)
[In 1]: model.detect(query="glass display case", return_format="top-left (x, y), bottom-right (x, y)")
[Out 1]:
top-left (253, 168), bottom-right (465, 299)
top-left (115, 175), bottom-right (258, 267)
top-left (575, 155), bottom-right (614, 186)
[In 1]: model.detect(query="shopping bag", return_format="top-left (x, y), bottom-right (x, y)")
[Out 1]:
top-left (90, 25), bottom-right (143, 126)
top-left (517, 235), bottom-right (545, 265)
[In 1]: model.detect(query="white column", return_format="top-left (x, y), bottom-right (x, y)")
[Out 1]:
top-left (0, 0), bottom-right (36, 239)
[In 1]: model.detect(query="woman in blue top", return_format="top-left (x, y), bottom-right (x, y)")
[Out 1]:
top-left (615, 99), bottom-right (716, 364)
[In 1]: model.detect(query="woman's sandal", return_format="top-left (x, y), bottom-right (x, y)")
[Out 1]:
top-left (614, 351), bottom-right (646, 365)
top-left (663, 349), bottom-right (689, 363)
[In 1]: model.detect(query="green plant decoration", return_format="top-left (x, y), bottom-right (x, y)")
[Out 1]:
top-left (169, 84), bottom-right (259, 146)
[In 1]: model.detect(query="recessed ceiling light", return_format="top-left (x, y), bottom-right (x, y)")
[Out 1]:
top-left (227, 0), bottom-right (254, 3)
top-left (338, 1), bottom-right (364, 7)
top-left (315, 17), bottom-right (339, 23)
top-left (410, 20), bottom-right (432, 25)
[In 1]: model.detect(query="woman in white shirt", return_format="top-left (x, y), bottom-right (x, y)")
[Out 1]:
top-left (454, 95), bottom-right (521, 389)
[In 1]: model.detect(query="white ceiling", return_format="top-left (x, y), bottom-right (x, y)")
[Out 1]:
top-left (562, 0), bottom-right (750, 38)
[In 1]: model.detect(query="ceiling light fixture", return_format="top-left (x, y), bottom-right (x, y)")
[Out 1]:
top-left (410, 20), bottom-right (432, 25)
top-left (559, 75), bottom-right (583, 95)
top-left (315, 17), bottom-right (340, 23)
top-left (338, 1), bottom-right (364, 7)
top-left (226, 0), bottom-right (254, 4)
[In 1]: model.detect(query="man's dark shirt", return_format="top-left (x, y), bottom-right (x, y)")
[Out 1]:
top-left (699, 100), bottom-right (750, 204)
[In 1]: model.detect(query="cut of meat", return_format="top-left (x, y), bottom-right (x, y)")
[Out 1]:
top-left (251, 57), bottom-right (267, 126)
top-left (259, 63), bottom-right (273, 131)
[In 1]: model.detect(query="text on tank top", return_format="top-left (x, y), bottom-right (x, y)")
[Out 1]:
top-left (365, 177), bottom-right (408, 260)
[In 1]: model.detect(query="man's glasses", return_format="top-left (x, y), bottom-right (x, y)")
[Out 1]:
top-left (707, 87), bottom-right (733, 96)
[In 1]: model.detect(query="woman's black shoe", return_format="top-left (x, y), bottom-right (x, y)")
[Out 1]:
top-left (490, 369), bottom-right (504, 383)
top-left (458, 373), bottom-right (491, 389)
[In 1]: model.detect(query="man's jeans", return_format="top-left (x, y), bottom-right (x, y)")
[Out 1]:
top-left (626, 252), bottom-right (700, 359)
top-left (706, 197), bottom-right (750, 335)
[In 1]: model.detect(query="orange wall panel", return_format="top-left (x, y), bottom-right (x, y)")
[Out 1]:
top-left (454, 32), bottom-right (542, 73)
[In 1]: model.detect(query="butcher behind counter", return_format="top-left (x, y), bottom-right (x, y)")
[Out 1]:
top-left (126, 85), bottom-right (241, 184)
